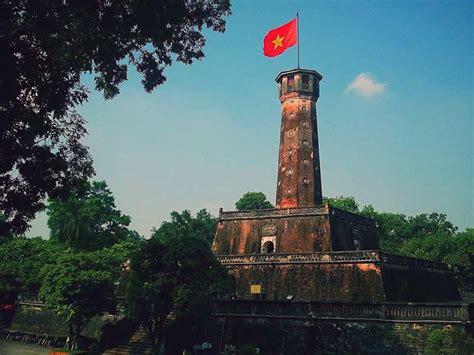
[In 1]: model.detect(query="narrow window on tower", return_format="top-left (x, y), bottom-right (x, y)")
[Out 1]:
top-left (287, 75), bottom-right (295, 92)
top-left (302, 74), bottom-right (309, 91)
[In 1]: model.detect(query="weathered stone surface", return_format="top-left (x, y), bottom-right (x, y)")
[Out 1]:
top-left (275, 69), bottom-right (323, 208)
top-left (329, 207), bottom-right (379, 250)
top-left (213, 214), bottom-right (330, 255)
top-left (227, 262), bottom-right (385, 302)
top-left (221, 257), bottom-right (460, 302)
top-left (381, 262), bottom-right (461, 302)
top-left (212, 206), bottom-right (379, 255)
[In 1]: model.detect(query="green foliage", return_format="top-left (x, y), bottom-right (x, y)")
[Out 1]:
top-left (238, 344), bottom-right (259, 355)
top-left (323, 195), bottom-right (359, 214)
top-left (151, 209), bottom-right (217, 246)
top-left (360, 205), bottom-right (411, 253)
top-left (360, 206), bottom-right (459, 254)
top-left (424, 327), bottom-right (474, 355)
top-left (400, 229), bottom-right (474, 291)
top-left (47, 180), bottom-right (141, 251)
top-left (101, 239), bottom-right (144, 272)
top-left (339, 197), bottom-right (473, 290)
top-left (408, 213), bottom-right (457, 238)
top-left (235, 192), bottom-right (274, 211)
top-left (39, 251), bottom-right (116, 348)
top-left (126, 236), bottom-right (234, 352)
top-left (0, 272), bottom-right (19, 304)
top-left (0, 237), bottom-right (60, 302)
top-left (1, 0), bottom-right (231, 235)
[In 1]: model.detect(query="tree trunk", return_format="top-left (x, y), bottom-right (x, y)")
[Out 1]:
top-left (67, 323), bottom-right (74, 349)
top-left (148, 320), bottom-right (165, 354)
top-left (72, 321), bottom-right (82, 350)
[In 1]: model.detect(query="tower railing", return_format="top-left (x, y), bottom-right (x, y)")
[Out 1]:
top-left (218, 205), bottom-right (377, 227)
top-left (216, 251), bottom-right (449, 270)
top-left (219, 205), bottom-right (329, 220)
top-left (213, 300), bottom-right (472, 324)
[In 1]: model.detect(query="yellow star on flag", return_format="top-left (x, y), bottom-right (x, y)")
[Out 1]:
top-left (272, 34), bottom-right (285, 50)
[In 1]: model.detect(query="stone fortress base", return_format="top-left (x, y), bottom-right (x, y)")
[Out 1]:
top-left (213, 206), bottom-right (460, 303)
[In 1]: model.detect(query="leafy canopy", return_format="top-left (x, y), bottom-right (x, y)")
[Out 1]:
top-left (323, 196), bottom-right (359, 214)
top-left (0, 0), bottom-right (231, 235)
top-left (0, 237), bottom-right (60, 302)
top-left (400, 228), bottom-right (474, 291)
top-left (235, 192), bottom-right (274, 211)
top-left (126, 236), bottom-right (233, 352)
top-left (39, 251), bottom-right (117, 348)
top-left (47, 180), bottom-right (141, 251)
top-left (151, 209), bottom-right (217, 246)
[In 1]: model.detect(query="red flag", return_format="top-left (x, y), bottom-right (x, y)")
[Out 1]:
top-left (263, 18), bottom-right (298, 57)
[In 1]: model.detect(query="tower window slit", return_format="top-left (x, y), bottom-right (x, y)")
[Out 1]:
top-left (287, 75), bottom-right (295, 92)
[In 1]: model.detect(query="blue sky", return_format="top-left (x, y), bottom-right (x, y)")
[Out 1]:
top-left (30, 0), bottom-right (473, 237)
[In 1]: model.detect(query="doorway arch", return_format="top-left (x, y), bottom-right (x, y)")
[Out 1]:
top-left (262, 240), bottom-right (275, 254)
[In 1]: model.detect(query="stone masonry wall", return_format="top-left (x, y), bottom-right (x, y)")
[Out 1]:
top-left (212, 215), bottom-right (331, 255)
top-left (227, 262), bottom-right (385, 302)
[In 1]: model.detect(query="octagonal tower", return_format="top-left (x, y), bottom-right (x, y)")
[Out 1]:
top-left (275, 69), bottom-right (323, 208)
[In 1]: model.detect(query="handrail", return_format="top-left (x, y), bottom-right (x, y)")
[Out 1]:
top-left (218, 205), bottom-right (377, 227)
top-left (216, 251), bottom-right (449, 270)
top-left (216, 251), bottom-right (380, 265)
top-left (213, 300), bottom-right (472, 323)
top-left (219, 206), bottom-right (329, 220)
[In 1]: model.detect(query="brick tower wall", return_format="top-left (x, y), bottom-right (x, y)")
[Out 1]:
top-left (275, 69), bottom-right (323, 208)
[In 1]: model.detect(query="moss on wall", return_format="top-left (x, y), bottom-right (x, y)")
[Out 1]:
top-left (228, 262), bottom-right (385, 302)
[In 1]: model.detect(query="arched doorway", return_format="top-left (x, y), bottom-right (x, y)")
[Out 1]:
top-left (262, 240), bottom-right (275, 254)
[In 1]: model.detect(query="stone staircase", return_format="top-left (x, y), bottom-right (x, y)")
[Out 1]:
top-left (102, 325), bottom-right (153, 355)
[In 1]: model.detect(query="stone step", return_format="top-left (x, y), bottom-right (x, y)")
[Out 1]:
top-left (102, 321), bottom-right (174, 354)
top-left (113, 344), bottom-right (152, 351)
top-left (108, 341), bottom-right (152, 347)
top-left (103, 351), bottom-right (153, 355)
top-left (103, 349), bottom-right (152, 354)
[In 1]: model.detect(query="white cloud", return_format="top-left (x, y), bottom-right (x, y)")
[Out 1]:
top-left (345, 72), bottom-right (386, 98)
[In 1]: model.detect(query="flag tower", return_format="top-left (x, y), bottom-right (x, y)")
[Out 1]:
top-left (275, 68), bottom-right (323, 208)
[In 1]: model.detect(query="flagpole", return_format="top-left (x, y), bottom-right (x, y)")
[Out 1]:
top-left (297, 11), bottom-right (300, 68)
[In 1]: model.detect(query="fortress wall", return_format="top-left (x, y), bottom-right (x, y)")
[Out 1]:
top-left (227, 262), bottom-right (385, 303)
top-left (329, 209), bottom-right (379, 251)
top-left (381, 263), bottom-right (461, 302)
top-left (212, 215), bottom-right (331, 255)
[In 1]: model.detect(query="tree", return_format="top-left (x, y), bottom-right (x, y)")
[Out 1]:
top-left (235, 192), bottom-right (274, 211)
top-left (406, 213), bottom-right (457, 238)
top-left (151, 209), bottom-right (217, 246)
top-left (39, 251), bottom-right (116, 349)
top-left (400, 229), bottom-right (474, 291)
top-left (1, 0), bottom-right (231, 235)
top-left (126, 236), bottom-right (233, 353)
top-left (424, 327), bottom-right (474, 355)
top-left (47, 180), bottom-right (140, 250)
top-left (323, 196), bottom-right (359, 214)
top-left (360, 205), bottom-right (411, 253)
top-left (0, 237), bottom-right (60, 301)
top-left (360, 205), bottom-right (458, 254)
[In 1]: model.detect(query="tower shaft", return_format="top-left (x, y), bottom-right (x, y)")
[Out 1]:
top-left (275, 69), bottom-right (323, 208)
